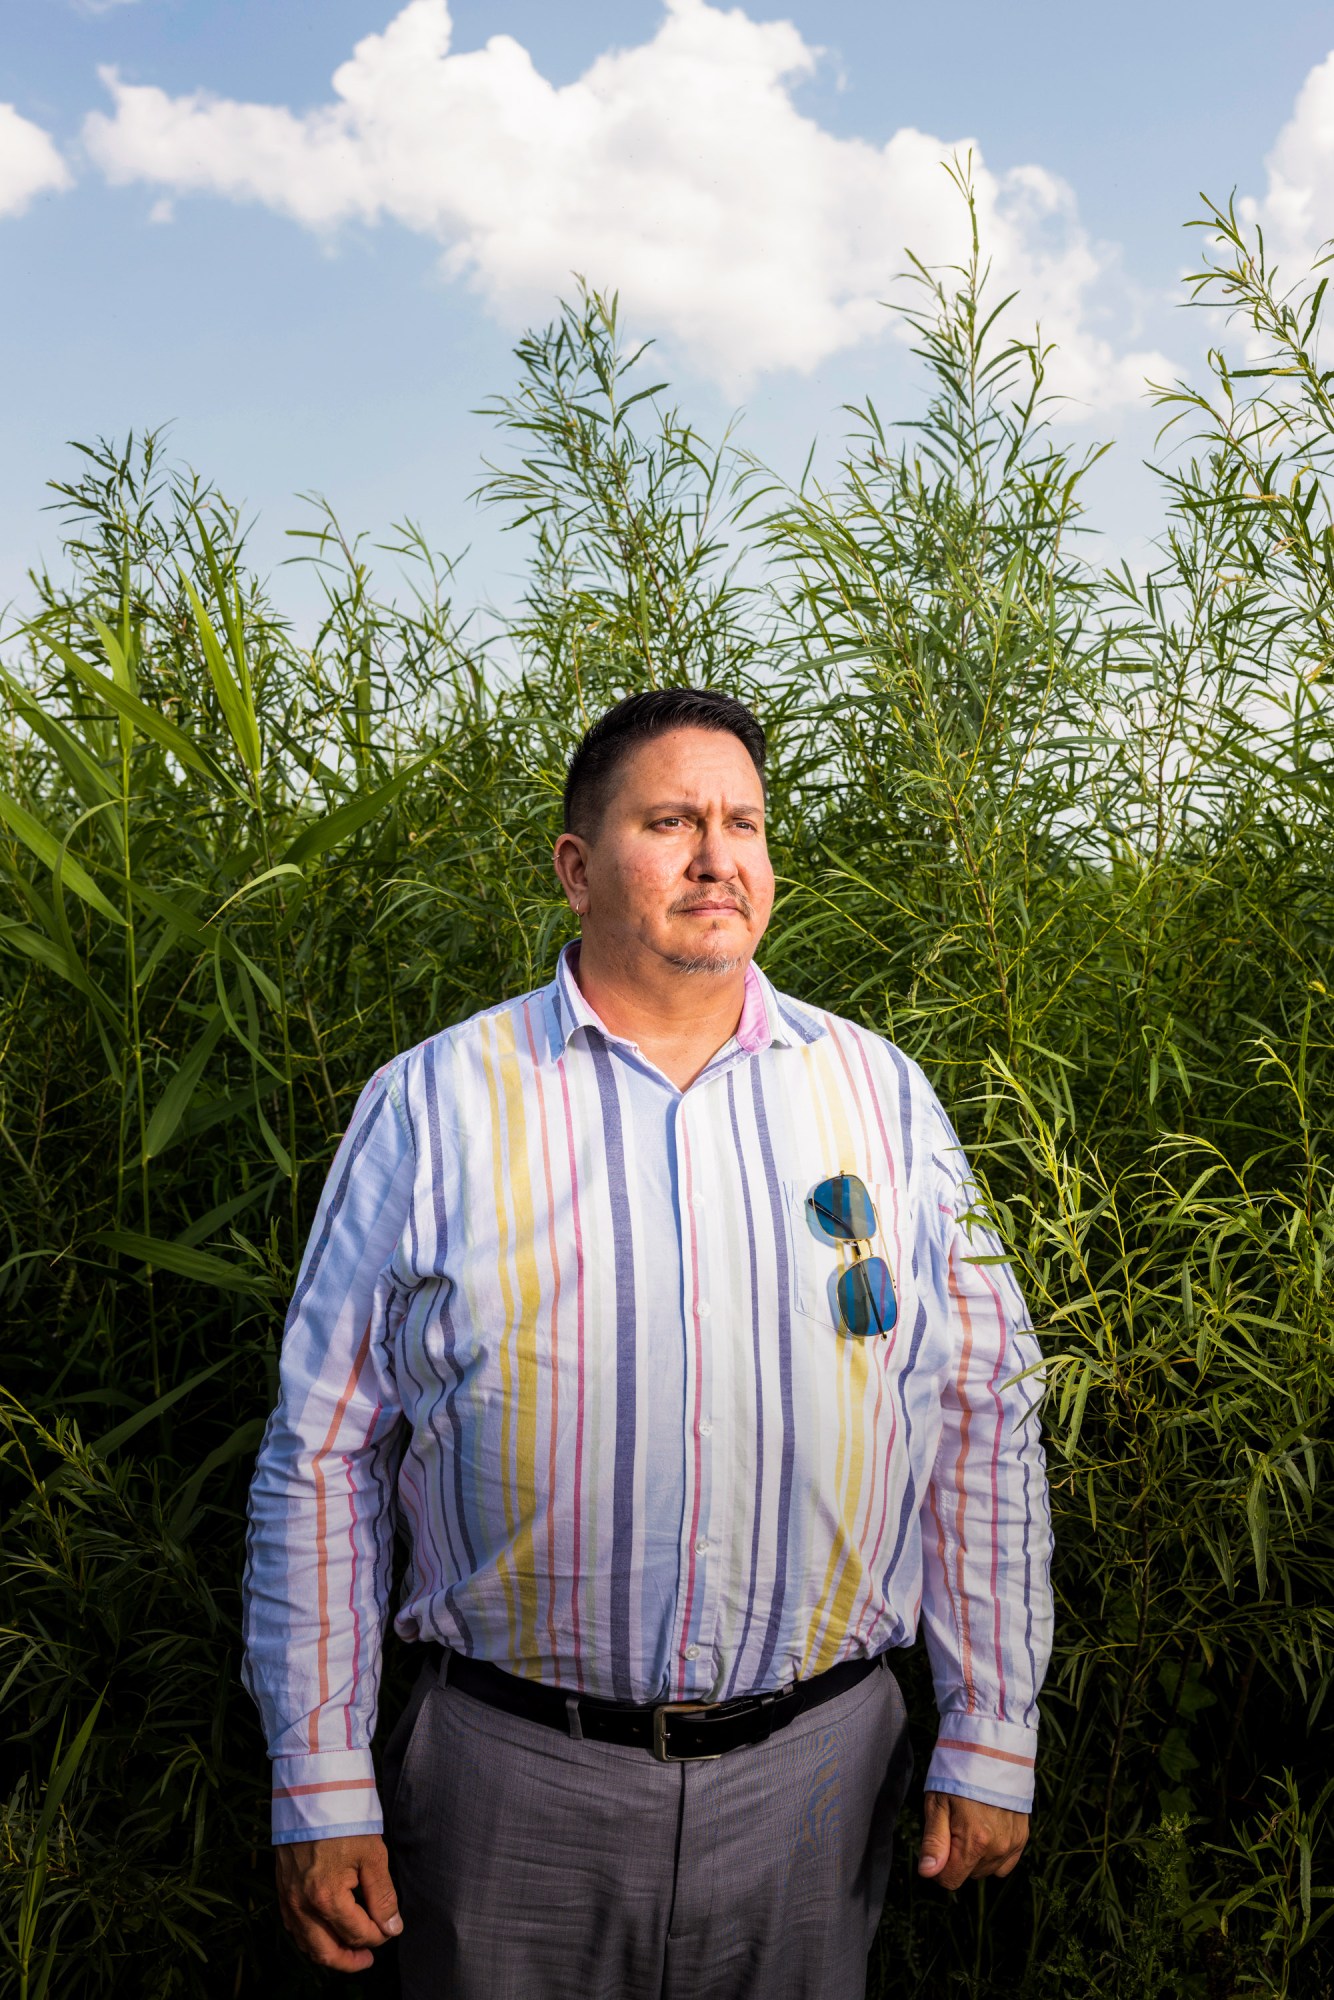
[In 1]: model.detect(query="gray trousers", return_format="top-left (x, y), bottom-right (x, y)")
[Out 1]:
top-left (383, 1651), bottom-right (913, 2000)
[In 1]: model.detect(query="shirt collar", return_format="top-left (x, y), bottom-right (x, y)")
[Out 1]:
top-left (543, 942), bottom-right (826, 1061)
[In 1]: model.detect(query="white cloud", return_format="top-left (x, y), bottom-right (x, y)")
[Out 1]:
top-left (1240, 49), bottom-right (1334, 275)
top-left (82, 0), bottom-right (1167, 406)
top-left (0, 104), bottom-right (73, 218)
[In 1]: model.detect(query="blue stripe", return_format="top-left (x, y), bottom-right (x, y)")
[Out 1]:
top-left (589, 1032), bottom-right (638, 1702)
top-left (879, 1299), bottom-right (929, 1593)
top-left (421, 1041), bottom-right (476, 1650)
top-left (723, 1071), bottom-right (765, 1699)
top-left (283, 1080), bottom-right (389, 1327)
top-left (748, 1059), bottom-right (794, 1688)
top-left (776, 999), bottom-right (824, 1044)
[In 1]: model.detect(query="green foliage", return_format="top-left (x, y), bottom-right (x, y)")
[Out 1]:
top-left (2, 187), bottom-right (1332, 1996)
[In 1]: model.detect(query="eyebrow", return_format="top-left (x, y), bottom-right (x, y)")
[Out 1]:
top-left (642, 799), bottom-right (766, 817)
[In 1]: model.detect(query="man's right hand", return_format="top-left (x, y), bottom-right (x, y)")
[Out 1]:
top-left (275, 1834), bottom-right (403, 1972)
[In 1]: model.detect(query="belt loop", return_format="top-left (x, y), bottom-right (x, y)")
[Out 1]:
top-left (438, 1646), bottom-right (452, 1688)
top-left (565, 1696), bottom-right (583, 1742)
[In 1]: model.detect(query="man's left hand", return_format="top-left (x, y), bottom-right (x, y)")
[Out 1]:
top-left (917, 1791), bottom-right (1028, 1890)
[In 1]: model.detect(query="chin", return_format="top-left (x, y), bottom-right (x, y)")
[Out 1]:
top-left (664, 948), bottom-right (749, 976)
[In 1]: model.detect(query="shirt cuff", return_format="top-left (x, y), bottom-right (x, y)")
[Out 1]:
top-left (271, 1748), bottom-right (383, 1845)
top-left (925, 1715), bottom-right (1038, 1812)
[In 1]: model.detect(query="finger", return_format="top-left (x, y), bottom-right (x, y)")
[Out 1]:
top-left (937, 1816), bottom-right (989, 1891)
top-left (937, 1843), bottom-right (977, 1891)
top-left (359, 1845), bottom-right (405, 1939)
top-left (288, 1908), bottom-right (377, 1973)
top-left (301, 1877), bottom-right (387, 1952)
top-left (956, 1834), bottom-right (1026, 1885)
top-left (917, 1792), bottom-right (954, 1878)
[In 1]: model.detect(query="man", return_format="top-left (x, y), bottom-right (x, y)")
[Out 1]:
top-left (243, 686), bottom-right (1053, 1997)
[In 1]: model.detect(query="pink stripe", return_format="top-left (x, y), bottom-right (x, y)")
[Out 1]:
top-left (851, 1033), bottom-right (908, 1629)
top-left (827, 1020), bottom-right (898, 1645)
top-left (735, 961), bottom-right (771, 1052)
top-left (676, 1124), bottom-right (706, 1695)
top-left (344, 1397), bottom-right (383, 1751)
top-left (926, 1479), bottom-right (963, 1679)
top-left (936, 1738), bottom-right (1033, 1769)
top-left (556, 1051), bottom-right (587, 1686)
top-left (309, 1322), bottom-right (374, 1753)
top-left (978, 1262), bottom-right (1012, 1718)
top-left (523, 998), bottom-right (565, 1680)
top-left (396, 1468), bottom-right (429, 1594)
top-left (274, 1778), bottom-right (378, 1799)
top-left (951, 1279), bottom-right (978, 1708)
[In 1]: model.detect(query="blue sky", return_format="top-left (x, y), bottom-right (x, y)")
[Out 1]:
top-left (5, 1), bottom-right (1334, 629)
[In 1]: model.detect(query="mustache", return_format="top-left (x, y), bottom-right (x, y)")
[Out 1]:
top-left (669, 889), bottom-right (754, 919)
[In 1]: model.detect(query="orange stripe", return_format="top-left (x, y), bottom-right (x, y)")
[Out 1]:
top-left (309, 1322), bottom-right (374, 1753)
top-left (274, 1778), bottom-right (379, 1799)
top-left (951, 1274), bottom-right (977, 1707)
top-left (936, 1738), bottom-right (1034, 1768)
top-left (523, 999), bottom-right (564, 1676)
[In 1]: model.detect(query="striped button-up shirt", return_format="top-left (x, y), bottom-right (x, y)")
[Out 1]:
top-left (243, 945), bottom-right (1053, 1843)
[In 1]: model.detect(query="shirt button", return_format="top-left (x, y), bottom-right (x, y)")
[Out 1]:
top-left (694, 1536), bottom-right (709, 1553)
top-left (692, 1193), bottom-right (707, 1210)
top-left (696, 1301), bottom-right (712, 1319)
top-left (698, 1419), bottom-right (713, 1437)
top-left (685, 1644), bottom-right (701, 1661)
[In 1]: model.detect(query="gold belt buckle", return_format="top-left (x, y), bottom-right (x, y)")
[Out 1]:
top-left (652, 1700), bottom-right (725, 1762)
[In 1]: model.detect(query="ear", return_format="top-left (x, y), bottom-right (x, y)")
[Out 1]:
top-left (552, 832), bottom-right (591, 914)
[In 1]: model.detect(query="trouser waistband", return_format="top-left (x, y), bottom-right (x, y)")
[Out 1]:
top-left (430, 1647), bottom-right (884, 1761)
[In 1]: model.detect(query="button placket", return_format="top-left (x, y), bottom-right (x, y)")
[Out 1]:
top-left (673, 1098), bottom-right (719, 1687)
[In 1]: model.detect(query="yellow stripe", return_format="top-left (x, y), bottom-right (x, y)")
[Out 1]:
top-left (802, 1038), bottom-right (871, 1674)
top-left (796, 1037), bottom-right (847, 1675)
top-left (496, 1007), bottom-right (542, 1666)
top-left (481, 1017), bottom-right (521, 1661)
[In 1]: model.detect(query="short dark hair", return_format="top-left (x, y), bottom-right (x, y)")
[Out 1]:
top-left (563, 687), bottom-right (767, 837)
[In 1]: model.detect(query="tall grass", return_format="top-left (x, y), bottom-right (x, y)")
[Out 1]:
top-left (2, 190), bottom-right (1332, 1997)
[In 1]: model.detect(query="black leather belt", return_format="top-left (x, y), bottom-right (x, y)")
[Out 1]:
top-left (434, 1648), bottom-right (882, 1761)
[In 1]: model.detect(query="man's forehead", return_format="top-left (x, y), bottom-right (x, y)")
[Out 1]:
top-left (617, 726), bottom-right (763, 795)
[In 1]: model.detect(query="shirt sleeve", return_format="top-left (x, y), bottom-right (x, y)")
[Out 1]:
top-left (241, 1061), bottom-right (416, 1845)
top-left (919, 1102), bottom-right (1054, 1814)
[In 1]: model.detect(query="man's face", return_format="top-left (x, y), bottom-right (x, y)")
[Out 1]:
top-left (559, 726), bottom-right (775, 976)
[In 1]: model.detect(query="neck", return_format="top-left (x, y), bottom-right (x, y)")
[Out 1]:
top-left (570, 935), bottom-right (751, 1089)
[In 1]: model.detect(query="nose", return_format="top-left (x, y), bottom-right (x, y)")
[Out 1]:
top-left (687, 820), bottom-right (739, 881)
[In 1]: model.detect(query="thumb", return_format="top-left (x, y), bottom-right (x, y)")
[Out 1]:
top-left (358, 1843), bottom-right (404, 1939)
top-left (918, 1791), bottom-right (952, 1877)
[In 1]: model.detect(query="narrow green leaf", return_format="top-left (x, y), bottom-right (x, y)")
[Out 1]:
top-left (181, 574), bottom-right (262, 775)
top-left (142, 1009), bottom-right (226, 1159)
top-left (1246, 1473), bottom-right (1270, 1595)
top-left (87, 1356), bottom-right (231, 1457)
top-left (0, 791), bottom-right (125, 926)
top-left (281, 755), bottom-right (429, 867)
top-left (45, 637), bottom-right (227, 785)
top-left (88, 1229), bottom-right (262, 1293)
top-left (256, 1100), bottom-right (294, 1177)
top-left (168, 1417), bottom-right (267, 1541)
top-left (0, 666), bottom-right (117, 804)
top-left (0, 917), bottom-right (117, 1020)
top-left (90, 613), bottom-right (134, 695)
top-left (31, 1692), bottom-right (105, 1851)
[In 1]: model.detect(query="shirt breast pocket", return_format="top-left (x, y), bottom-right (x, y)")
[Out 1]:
top-left (780, 1176), bottom-right (900, 1335)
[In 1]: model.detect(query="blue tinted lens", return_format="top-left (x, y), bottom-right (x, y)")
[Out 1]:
top-left (809, 1175), bottom-right (877, 1243)
top-left (837, 1257), bottom-right (897, 1338)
